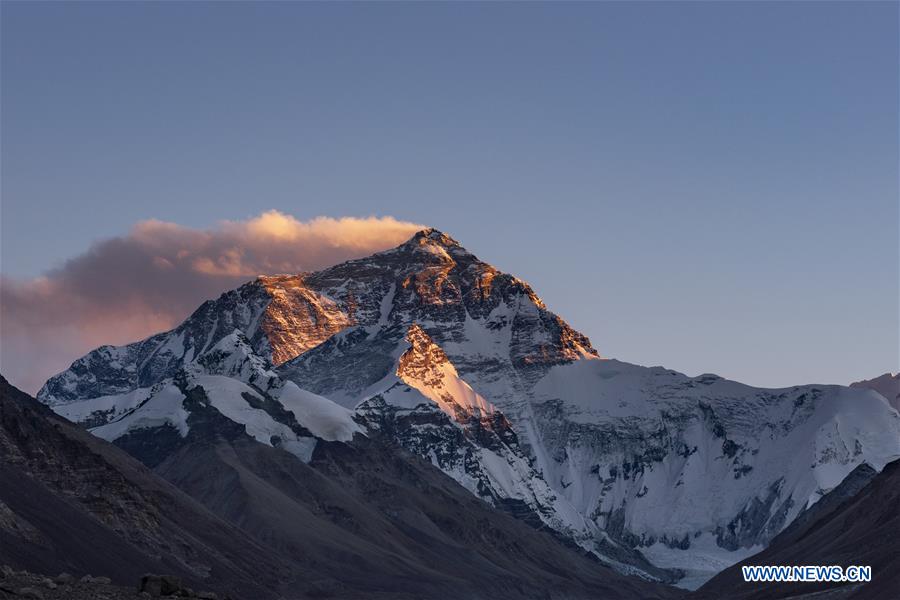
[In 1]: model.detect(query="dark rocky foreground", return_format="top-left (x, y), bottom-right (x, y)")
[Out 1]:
top-left (0, 376), bottom-right (681, 599)
top-left (0, 568), bottom-right (140, 600)
top-left (0, 567), bottom-right (220, 599)
top-left (0, 377), bottom-right (282, 599)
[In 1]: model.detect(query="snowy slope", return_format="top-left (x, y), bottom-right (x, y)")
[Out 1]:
top-left (524, 359), bottom-right (900, 587)
top-left (44, 324), bottom-right (360, 465)
top-left (38, 228), bottom-right (900, 587)
top-left (277, 381), bottom-right (362, 442)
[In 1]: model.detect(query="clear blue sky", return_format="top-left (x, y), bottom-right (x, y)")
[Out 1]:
top-left (2, 1), bottom-right (897, 387)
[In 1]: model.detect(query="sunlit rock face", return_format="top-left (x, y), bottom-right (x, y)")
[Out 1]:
top-left (256, 275), bottom-right (354, 365)
top-left (396, 324), bottom-right (497, 422)
top-left (38, 228), bottom-right (900, 588)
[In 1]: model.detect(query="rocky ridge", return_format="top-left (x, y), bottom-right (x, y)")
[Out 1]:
top-left (850, 373), bottom-right (899, 412)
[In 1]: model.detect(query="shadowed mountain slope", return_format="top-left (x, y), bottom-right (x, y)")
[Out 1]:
top-left (2, 375), bottom-right (681, 599)
top-left (0, 375), bottom-right (287, 598)
top-left (693, 459), bottom-right (900, 600)
top-left (149, 396), bottom-right (681, 599)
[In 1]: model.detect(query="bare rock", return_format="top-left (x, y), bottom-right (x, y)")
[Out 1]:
top-left (139, 574), bottom-right (163, 596)
top-left (140, 573), bottom-right (184, 597)
top-left (16, 587), bottom-right (45, 600)
top-left (161, 574), bottom-right (183, 595)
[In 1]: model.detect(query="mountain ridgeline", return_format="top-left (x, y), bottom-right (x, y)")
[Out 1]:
top-left (37, 229), bottom-right (900, 590)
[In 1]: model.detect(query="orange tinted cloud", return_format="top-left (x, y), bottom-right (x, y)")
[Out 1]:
top-left (0, 212), bottom-right (424, 394)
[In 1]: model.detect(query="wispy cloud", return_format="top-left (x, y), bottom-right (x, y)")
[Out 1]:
top-left (0, 211), bottom-right (424, 394)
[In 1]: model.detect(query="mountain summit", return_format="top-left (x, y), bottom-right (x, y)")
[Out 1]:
top-left (41, 229), bottom-right (595, 403)
top-left (403, 226), bottom-right (466, 250)
top-left (38, 229), bottom-right (900, 588)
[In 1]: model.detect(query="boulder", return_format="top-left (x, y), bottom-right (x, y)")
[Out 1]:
top-left (161, 574), bottom-right (183, 595)
top-left (140, 573), bottom-right (184, 597)
top-left (140, 574), bottom-right (163, 597)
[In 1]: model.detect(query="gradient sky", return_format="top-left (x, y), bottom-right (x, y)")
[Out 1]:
top-left (2, 1), bottom-right (898, 388)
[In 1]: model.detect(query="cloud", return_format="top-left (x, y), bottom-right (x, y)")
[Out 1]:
top-left (0, 211), bottom-right (424, 394)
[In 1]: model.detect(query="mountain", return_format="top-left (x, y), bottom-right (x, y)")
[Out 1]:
top-left (38, 228), bottom-right (900, 588)
top-left (693, 458), bottom-right (900, 599)
top-left (850, 373), bottom-right (899, 412)
top-left (0, 375), bottom-right (290, 599)
top-left (2, 375), bottom-right (680, 600)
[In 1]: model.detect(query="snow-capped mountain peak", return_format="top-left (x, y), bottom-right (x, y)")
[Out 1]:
top-left (36, 228), bottom-right (900, 588)
top-left (402, 227), bottom-right (466, 253)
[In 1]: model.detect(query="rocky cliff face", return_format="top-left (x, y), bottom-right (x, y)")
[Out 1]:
top-left (38, 229), bottom-right (900, 588)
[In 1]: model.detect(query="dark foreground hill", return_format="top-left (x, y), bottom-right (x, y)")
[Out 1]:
top-left (0, 376), bottom-right (285, 598)
top-left (693, 458), bottom-right (900, 600)
top-left (0, 375), bottom-right (679, 599)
